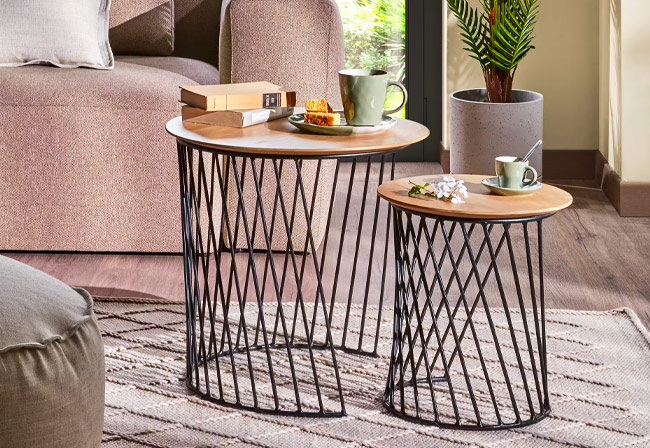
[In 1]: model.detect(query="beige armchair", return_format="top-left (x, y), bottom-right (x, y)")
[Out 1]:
top-left (219, 0), bottom-right (344, 251)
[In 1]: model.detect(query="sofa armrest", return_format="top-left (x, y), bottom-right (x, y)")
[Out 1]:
top-left (219, 0), bottom-right (344, 108)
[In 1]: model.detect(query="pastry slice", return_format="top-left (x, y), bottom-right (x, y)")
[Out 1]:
top-left (304, 112), bottom-right (341, 126)
top-left (305, 98), bottom-right (334, 113)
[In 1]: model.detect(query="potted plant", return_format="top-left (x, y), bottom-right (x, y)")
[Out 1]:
top-left (447, 0), bottom-right (543, 175)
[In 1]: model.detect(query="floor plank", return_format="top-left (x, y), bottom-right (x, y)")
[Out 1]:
top-left (4, 163), bottom-right (650, 328)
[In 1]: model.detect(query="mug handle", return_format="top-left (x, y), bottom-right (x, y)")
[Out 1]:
top-left (522, 166), bottom-right (538, 186)
top-left (384, 81), bottom-right (408, 116)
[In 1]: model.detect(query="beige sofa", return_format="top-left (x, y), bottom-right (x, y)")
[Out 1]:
top-left (0, 0), bottom-right (343, 252)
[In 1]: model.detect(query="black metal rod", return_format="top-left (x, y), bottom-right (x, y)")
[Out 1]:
top-left (373, 153), bottom-right (397, 355)
top-left (247, 159), bottom-right (303, 410)
top-left (524, 222), bottom-right (546, 410)
top-left (358, 156), bottom-right (386, 351)
top-left (482, 223), bottom-right (535, 420)
top-left (384, 204), bottom-right (552, 430)
top-left (181, 141), bottom-right (411, 417)
top-left (308, 160), bottom-right (341, 343)
top-left (177, 138), bottom-right (553, 425)
top-left (294, 160), bottom-right (347, 414)
top-left (327, 159), bottom-right (356, 330)
top-left (341, 157), bottom-right (372, 347)
top-left (396, 212), bottom-right (462, 423)
top-left (403, 214), bottom-right (479, 424)
top-left (270, 159), bottom-right (328, 413)
top-left (538, 220), bottom-right (549, 409)
top-left (505, 224), bottom-right (544, 415)
top-left (229, 157), bottom-right (281, 409)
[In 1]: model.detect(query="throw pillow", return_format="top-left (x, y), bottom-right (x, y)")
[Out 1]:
top-left (0, 0), bottom-right (114, 70)
top-left (109, 0), bottom-right (174, 56)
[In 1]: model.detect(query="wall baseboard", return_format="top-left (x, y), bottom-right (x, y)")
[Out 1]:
top-left (598, 152), bottom-right (650, 217)
top-left (543, 150), bottom-right (600, 180)
top-left (439, 146), bottom-right (599, 180)
top-left (440, 145), bottom-right (650, 216)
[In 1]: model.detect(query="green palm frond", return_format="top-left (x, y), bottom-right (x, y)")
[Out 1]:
top-left (448, 0), bottom-right (539, 102)
top-left (487, 0), bottom-right (539, 72)
top-left (447, 0), bottom-right (489, 71)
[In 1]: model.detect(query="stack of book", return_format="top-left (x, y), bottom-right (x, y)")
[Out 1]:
top-left (180, 81), bottom-right (296, 128)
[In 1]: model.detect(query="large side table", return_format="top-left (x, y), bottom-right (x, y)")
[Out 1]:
top-left (378, 175), bottom-right (572, 430)
top-left (166, 117), bottom-right (429, 417)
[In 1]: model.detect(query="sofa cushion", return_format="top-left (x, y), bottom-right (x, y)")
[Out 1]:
top-left (110, 0), bottom-right (174, 56)
top-left (0, 0), bottom-right (113, 70)
top-left (0, 256), bottom-right (104, 447)
top-left (0, 60), bottom-right (218, 252)
top-left (116, 56), bottom-right (219, 85)
top-left (0, 60), bottom-right (204, 110)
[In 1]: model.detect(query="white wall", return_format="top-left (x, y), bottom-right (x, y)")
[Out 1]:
top-left (599, 0), bottom-right (650, 182)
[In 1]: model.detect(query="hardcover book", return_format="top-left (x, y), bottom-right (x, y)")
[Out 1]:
top-left (181, 105), bottom-right (294, 128)
top-left (180, 81), bottom-right (296, 111)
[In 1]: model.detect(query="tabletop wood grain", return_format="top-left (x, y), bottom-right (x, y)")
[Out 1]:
top-left (165, 116), bottom-right (430, 156)
top-left (377, 174), bottom-right (573, 219)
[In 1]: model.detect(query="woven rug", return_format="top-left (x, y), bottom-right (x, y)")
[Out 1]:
top-left (97, 298), bottom-right (650, 448)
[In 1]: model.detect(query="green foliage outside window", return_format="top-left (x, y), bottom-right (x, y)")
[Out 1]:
top-left (336, 0), bottom-right (406, 116)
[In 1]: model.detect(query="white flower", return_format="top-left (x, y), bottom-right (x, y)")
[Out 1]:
top-left (409, 176), bottom-right (468, 204)
top-left (432, 176), bottom-right (467, 204)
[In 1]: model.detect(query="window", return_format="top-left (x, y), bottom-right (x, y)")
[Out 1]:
top-left (336, 0), bottom-right (441, 162)
top-left (336, 0), bottom-right (406, 117)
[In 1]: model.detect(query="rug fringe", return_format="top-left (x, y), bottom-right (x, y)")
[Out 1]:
top-left (615, 307), bottom-right (650, 349)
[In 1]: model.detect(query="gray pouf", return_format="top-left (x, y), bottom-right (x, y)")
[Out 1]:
top-left (0, 256), bottom-right (104, 447)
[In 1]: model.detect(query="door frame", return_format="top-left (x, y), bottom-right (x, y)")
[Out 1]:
top-left (400, 0), bottom-right (442, 162)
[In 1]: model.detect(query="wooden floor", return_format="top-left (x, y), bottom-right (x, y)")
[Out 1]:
top-left (5, 163), bottom-right (650, 327)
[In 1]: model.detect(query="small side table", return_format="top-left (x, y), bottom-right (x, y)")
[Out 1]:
top-left (166, 117), bottom-right (429, 417)
top-left (378, 175), bottom-right (572, 430)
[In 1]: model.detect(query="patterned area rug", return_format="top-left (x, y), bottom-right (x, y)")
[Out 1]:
top-left (97, 298), bottom-right (650, 447)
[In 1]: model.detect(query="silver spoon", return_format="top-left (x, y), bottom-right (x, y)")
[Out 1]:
top-left (520, 139), bottom-right (542, 162)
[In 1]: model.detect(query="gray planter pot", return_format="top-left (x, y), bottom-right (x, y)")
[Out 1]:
top-left (450, 89), bottom-right (543, 176)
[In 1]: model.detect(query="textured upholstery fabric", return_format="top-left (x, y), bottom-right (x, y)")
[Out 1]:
top-left (116, 55), bottom-right (219, 85)
top-left (223, 158), bottom-right (335, 251)
top-left (220, 0), bottom-right (344, 108)
top-left (0, 60), bottom-right (219, 251)
top-left (220, 0), bottom-right (344, 250)
top-left (219, 0), bottom-right (232, 84)
top-left (0, 0), bottom-right (113, 69)
top-left (110, 0), bottom-right (174, 56)
top-left (172, 0), bottom-right (222, 67)
top-left (0, 256), bottom-right (104, 447)
top-left (0, 258), bottom-right (92, 351)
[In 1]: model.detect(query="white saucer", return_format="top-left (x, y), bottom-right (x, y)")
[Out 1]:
top-left (481, 177), bottom-right (542, 196)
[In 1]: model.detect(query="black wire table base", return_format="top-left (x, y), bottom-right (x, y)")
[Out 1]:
top-left (385, 207), bottom-right (552, 430)
top-left (176, 141), bottom-right (402, 416)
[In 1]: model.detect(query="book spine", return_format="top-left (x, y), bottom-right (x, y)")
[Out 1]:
top-left (223, 92), bottom-right (295, 111)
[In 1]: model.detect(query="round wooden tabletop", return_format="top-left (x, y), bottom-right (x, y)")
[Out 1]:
top-left (377, 174), bottom-right (573, 220)
top-left (166, 116), bottom-right (430, 157)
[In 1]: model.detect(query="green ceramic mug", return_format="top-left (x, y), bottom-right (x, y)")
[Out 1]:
top-left (339, 69), bottom-right (407, 126)
top-left (495, 156), bottom-right (538, 189)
